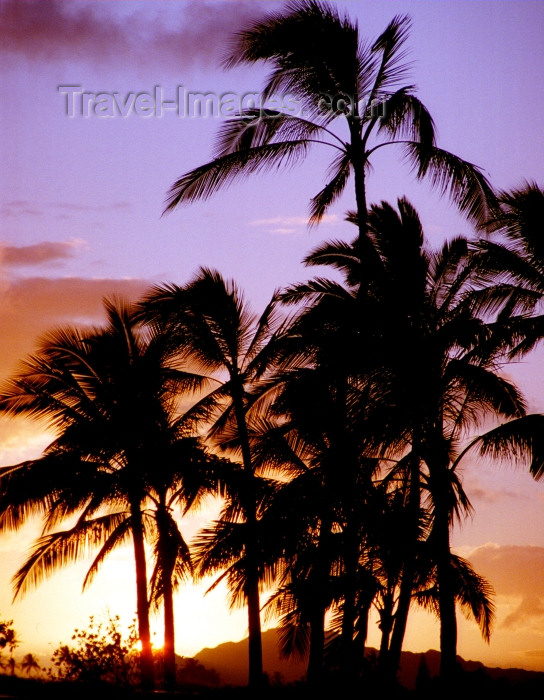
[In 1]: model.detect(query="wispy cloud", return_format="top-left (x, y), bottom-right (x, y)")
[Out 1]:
top-left (0, 200), bottom-right (131, 219)
top-left (463, 476), bottom-right (526, 505)
top-left (251, 214), bottom-right (340, 235)
top-left (1, 239), bottom-right (85, 267)
top-left (0, 0), bottom-right (280, 69)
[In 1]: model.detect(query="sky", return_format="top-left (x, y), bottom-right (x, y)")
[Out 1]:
top-left (1, 0), bottom-right (544, 674)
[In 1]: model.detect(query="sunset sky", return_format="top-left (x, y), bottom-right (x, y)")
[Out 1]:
top-left (1, 0), bottom-right (544, 673)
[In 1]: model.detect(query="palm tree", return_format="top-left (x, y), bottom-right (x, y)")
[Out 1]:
top-left (488, 181), bottom-right (544, 248)
top-left (283, 198), bottom-right (544, 679)
top-left (0, 298), bottom-right (209, 691)
top-left (164, 2), bottom-right (496, 251)
top-left (21, 653), bottom-right (40, 677)
top-left (146, 436), bottom-right (225, 690)
top-left (0, 623), bottom-right (19, 677)
top-left (249, 369), bottom-right (355, 684)
top-left (139, 268), bottom-right (286, 688)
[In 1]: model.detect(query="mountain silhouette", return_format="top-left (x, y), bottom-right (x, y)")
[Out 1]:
top-left (195, 629), bottom-right (544, 689)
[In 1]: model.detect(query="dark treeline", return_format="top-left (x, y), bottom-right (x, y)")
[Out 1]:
top-left (1, 1), bottom-right (544, 694)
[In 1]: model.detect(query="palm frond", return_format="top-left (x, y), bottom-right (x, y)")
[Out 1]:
top-left (403, 142), bottom-right (498, 225)
top-left (369, 14), bottom-right (412, 97)
top-left (451, 555), bottom-right (495, 642)
top-left (12, 511), bottom-right (129, 599)
top-left (82, 514), bottom-right (133, 589)
top-left (378, 90), bottom-right (436, 147)
top-left (454, 414), bottom-right (544, 478)
top-left (309, 150), bottom-right (352, 225)
top-left (164, 141), bottom-right (311, 213)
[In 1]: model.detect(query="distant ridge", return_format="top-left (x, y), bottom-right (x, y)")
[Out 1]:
top-left (195, 629), bottom-right (306, 686)
top-left (195, 629), bottom-right (544, 689)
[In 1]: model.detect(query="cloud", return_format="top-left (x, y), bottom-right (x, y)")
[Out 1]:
top-left (0, 0), bottom-right (280, 69)
top-left (523, 649), bottom-right (544, 659)
top-left (467, 543), bottom-right (544, 631)
top-left (0, 276), bottom-right (150, 380)
top-left (462, 476), bottom-right (526, 505)
top-left (0, 415), bottom-right (54, 470)
top-left (0, 240), bottom-right (85, 267)
top-left (503, 596), bottom-right (544, 630)
top-left (468, 543), bottom-right (544, 595)
top-left (251, 213), bottom-right (340, 234)
top-left (0, 200), bottom-right (131, 219)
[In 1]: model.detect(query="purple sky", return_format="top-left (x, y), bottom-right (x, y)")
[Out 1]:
top-left (1, 0), bottom-right (544, 672)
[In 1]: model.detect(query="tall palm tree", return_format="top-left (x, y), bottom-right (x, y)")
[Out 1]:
top-left (251, 366), bottom-right (359, 684)
top-left (146, 436), bottom-right (225, 690)
top-left (164, 2), bottom-right (496, 249)
top-left (139, 268), bottom-right (286, 688)
top-left (283, 198), bottom-right (544, 679)
top-left (0, 298), bottom-right (209, 691)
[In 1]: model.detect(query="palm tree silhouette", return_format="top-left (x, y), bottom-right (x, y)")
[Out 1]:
top-left (164, 3), bottom-right (496, 247)
top-left (281, 197), bottom-right (544, 679)
top-left (139, 268), bottom-right (286, 688)
top-left (21, 653), bottom-right (40, 677)
top-left (146, 436), bottom-right (225, 690)
top-left (0, 298), bottom-right (210, 691)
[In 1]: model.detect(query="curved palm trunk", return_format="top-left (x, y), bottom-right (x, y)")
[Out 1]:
top-left (351, 126), bottom-right (368, 243)
top-left (245, 498), bottom-right (263, 689)
top-left (156, 499), bottom-right (177, 691)
top-left (130, 498), bottom-right (154, 691)
top-left (349, 120), bottom-right (374, 285)
top-left (377, 589), bottom-right (395, 666)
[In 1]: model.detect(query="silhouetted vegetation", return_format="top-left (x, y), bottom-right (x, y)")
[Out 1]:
top-left (1, 1), bottom-right (544, 694)
top-left (49, 614), bottom-right (139, 687)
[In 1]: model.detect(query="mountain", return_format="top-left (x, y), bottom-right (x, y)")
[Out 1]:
top-left (195, 629), bottom-right (544, 690)
top-left (195, 629), bottom-right (306, 686)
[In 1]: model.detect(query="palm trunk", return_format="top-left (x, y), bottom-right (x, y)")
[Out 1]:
top-left (159, 507), bottom-right (177, 691)
top-left (307, 607), bottom-right (326, 685)
top-left (435, 481), bottom-right (458, 680)
top-left (378, 590), bottom-right (395, 666)
top-left (429, 447), bottom-right (458, 681)
top-left (130, 499), bottom-right (154, 691)
top-left (350, 120), bottom-right (371, 280)
top-left (163, 578), bottom-right (177, 691)
top-left (163, 581), bottom-right (176, 690)
top-left (355, 598), bottom-right (371, 652)
top-left (387, 561), bottom-right (414, 675)
top-left (306, 509), bottom-right (332, 685)
top-left (387, 450), bottom-right (422, 677)
top-left (349, 116), bottom-right (367, 241)
top-left (232, 382), bottom-right (264, 689)
top-left (340, 524), bottom-right (359, 682)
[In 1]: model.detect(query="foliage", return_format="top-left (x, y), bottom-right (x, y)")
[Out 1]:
top-left (20, 653), bottom-right (41, 677)
top-left (0, 618), bottom-right (18, 654)
top-left (50, 615), bottom-right (139, 687)
top-left (176, 656), bottom-right (221, 688)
